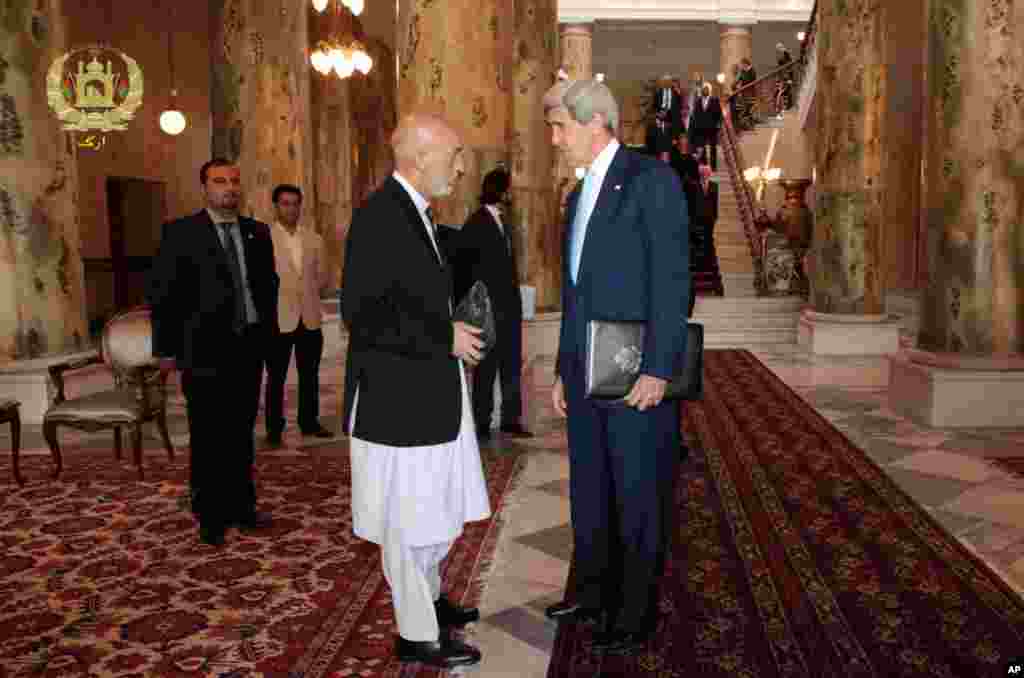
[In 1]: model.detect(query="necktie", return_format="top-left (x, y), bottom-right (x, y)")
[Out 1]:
top-left (569, 171), bottom-right (597, 283)
top-left (424, 207), bottom-right (444, 265)
top-left (219, 222), bottom-right (248, 332)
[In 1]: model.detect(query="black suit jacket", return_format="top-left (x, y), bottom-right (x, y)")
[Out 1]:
top-left (556, 145), bottom-right (690, 382)
top-left (146, 210), bottom-right (279, 374)
top-left (340, 176), bottom-right (461, 447)
top-left (690, 96), bottom-right (723, 142)
top-left (693, 182), bottom-right (719, 228)
top-left (457, 206), bottom-right (522, 324)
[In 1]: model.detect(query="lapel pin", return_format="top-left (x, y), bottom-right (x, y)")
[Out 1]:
top-left (614, 184), bottom-right (622, 191)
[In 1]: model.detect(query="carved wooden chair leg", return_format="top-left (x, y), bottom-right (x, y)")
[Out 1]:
top-left (10, 411), bottom-right (22, 486)
top-left (156, 410), bottom-right (175, 460)
top-left (43, 420), bottom-right (63, 479)
top-left (132, 424), bottom-right (144, 480)
top-left (114, 427), bottom-right (123, 460)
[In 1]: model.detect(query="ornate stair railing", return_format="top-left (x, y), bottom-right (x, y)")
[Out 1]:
top-left (719, 108), bottom-right (767, 295)
top-left (727, 0), bottom-right (818, 132)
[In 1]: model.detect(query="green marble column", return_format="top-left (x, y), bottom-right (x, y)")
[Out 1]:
top-left (512, 0), bottom-right (559, 310)
top-left (211, 0), bottom-right (313, 224)
top-left (918, 0), bottom-right (1023, 355)
top-left (0, 0), bottom-right (87, 360)
top-left (811, 0), bottom-right (887, 315)
top-left (397, 0), bottom-right (514, 225)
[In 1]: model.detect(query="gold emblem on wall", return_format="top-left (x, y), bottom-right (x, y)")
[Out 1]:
top-left (46, 45), bottom-right (143, 134)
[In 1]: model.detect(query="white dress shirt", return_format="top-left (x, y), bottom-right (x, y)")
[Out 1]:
top-left (393, 171), bottom-right (442, 262)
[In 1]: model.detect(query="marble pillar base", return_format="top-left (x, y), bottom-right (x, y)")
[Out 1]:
top-left (888, 350), bottom-right (1024, 428)
top-left (0, 350), bottom-right (101, 424)
top-left (797, 310), bottom-right (902, 356)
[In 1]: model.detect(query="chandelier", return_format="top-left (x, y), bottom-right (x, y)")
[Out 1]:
top-left (310, 0), bottom-right (372, 79)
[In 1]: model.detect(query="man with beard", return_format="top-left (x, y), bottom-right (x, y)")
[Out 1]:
top-left (340, 113), bottom-right (490, 669)
top-left (147, 159), bottom-right (279, 547)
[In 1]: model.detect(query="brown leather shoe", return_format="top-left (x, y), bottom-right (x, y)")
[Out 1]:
top-left (395, 635), bottom-right (481, 667)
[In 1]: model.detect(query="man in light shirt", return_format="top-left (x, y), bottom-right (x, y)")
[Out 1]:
top-left (265, 184), bottom-right (333, 447)
top-left (340, 113), bottom-right (489, 669)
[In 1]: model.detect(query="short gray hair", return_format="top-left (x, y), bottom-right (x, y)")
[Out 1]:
top-left (563, 79), bottom-right (620, 132)
top-left (543, 78), bottom-right (575, 116)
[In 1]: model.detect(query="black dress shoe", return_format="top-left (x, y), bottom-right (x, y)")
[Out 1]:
top-left (302, 425), bottom-right (333, 438)
top-left (435, 596), bottom-right (479, 628)
top-left (395, 635), bottom-right (481, 668)
top-left (199, 525), bottom-right (226, 547)
top-left (545, 600), bottom-right (580, 619)
top-left (545, 601), bottom-right (602, 625)
top-left (236, 510), bottom-right (273, 531)
top-left (499, 423), bottom-right (534, 438)
top-left (590, 629), bottom-right (649, 656)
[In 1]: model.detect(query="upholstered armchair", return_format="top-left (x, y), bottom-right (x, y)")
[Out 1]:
top-left (41, 306), bottom-right (174, 481)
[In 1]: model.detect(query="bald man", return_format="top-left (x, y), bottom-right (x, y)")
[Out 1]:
top-left (340, 114), bottom-right (489, 668)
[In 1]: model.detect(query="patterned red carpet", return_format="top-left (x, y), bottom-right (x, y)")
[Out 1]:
top-left (547, 349), bottom-right (1024, 677)
top-left (0, 442), bottom-right (522, 677)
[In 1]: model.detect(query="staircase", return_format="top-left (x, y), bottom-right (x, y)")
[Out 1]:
top-left (692, 295), bottom-right (803, 349)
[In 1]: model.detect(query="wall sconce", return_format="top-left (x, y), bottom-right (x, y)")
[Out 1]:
top-left (716, 72), bottom-right (726, 84)
top-left (797, 31), bottom-right (806, 42)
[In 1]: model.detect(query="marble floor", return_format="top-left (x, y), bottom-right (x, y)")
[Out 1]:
top-left (3, 343), bottom-right (1023, 676)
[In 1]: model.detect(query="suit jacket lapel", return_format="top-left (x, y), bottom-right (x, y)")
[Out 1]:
top-left (388, 177), bottom-right (444, 268)
top-left (576, 146), bottom-right (629, 283)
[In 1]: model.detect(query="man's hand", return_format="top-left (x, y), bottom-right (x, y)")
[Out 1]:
top-left (452, 322), bottom-right (484, 367)
top-left (552, 376), bottom-right (567, 418)
top-left (624, 375), bottom-right (668, 411)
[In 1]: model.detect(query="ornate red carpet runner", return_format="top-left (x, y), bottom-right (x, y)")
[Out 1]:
top-left (0, 445), bottom-right (522, 677)
top-left (547, 349), bottom-right (1024, 677)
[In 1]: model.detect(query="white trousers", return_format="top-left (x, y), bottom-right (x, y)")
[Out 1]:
top-left (382, 537), bottom-right (455, 641)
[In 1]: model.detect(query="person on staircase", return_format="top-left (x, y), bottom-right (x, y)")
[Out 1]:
top-left (690, 160), bottom-right (723, 305)
top-left (688, 82), bottom-right (722, 171)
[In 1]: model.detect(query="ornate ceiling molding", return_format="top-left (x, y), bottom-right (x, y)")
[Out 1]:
top-left (558, 0), bottom-right (813, 23)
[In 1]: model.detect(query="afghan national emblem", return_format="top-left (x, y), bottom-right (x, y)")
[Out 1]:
top-left (46, 46), bottom-right (143, 132)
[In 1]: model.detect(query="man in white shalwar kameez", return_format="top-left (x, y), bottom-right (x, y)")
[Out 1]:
top-left (340, 113), bottom-right (491, 669)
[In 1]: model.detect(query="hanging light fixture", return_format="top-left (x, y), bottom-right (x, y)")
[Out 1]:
top-left (159, 8), bottom-right (186, 135)
top-left (310, 0), bottom-right (373, 79)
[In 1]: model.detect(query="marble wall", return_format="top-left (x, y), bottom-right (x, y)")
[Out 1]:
top-left (396, 0), bottom-right (514, 226)
top-left (0, 0), bottom-right (87, 360)
top-left (811, 0), bottom-right (887, 315)
top-left (511, 0), bottom-right (560, 310)
top-left (882, 0), bottom-right (926, 293)
top-left (211, 0), bottom-right (314, 226)
top-left (918, 0), bottom-right (1023, 355)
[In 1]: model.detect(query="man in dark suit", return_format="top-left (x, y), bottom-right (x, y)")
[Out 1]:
top-left (341, 113), bottom-right (489, 669)
top-left (690, 161), bottom-right (723, 311)
top-left (458, 168), bottom-right (532, 441)
top-left (688, 82), bottom-right (723, 170)
top-left (146, 159), bottom-right (278, 547)
top-left (542, 78), bottom-right (690, 656)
